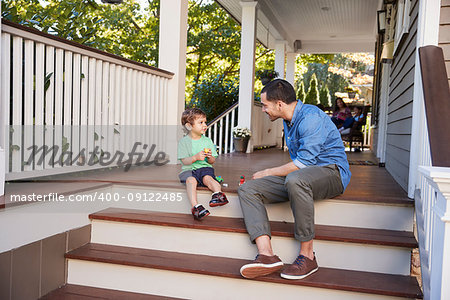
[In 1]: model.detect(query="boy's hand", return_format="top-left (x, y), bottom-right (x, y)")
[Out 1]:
top-left (195, 151), bottom-right (207, 161)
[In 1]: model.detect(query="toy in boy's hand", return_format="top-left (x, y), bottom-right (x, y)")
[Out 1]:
top-left (203, 148), bottom-right (211, 161)
top-left (216, 176), bottom-right (223, 183)
top-left (239, 175), bottom-right (245, 186)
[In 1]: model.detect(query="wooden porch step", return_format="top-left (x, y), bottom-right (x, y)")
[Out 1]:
top-left (90, 208), bottom-right (418, 248)
top-left (40, 284), bottom-right (182, 299)
top-left (66, 243), bottom-right (423, 299)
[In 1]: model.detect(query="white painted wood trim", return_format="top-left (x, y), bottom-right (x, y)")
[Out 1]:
top-left (285, 52), bottom-right (296, 85)
top-left (408, 0), bottom-right (441, 198)
top-left (376, 64), bottom-right (390, 163)
top-left (238, 1), bottom-right (257, 130)
top-left (67, 259), bottom-right (400, 300)
top-left (275, 40), bottom-right (286, 79)
top-left (23, 40), bottom-right (34, 171)
top-left (12, 36), bottom-right (23, 173)
top-left (1, 33), bottom-right (11, 171)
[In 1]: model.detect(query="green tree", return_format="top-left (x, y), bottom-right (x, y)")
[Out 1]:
top-left (297, 81), bottom-right (305, 101)
top-left (190, 75), bottom-right (239, 121)
top-left (319, 85), bottom-right (331, 107)
top-left (304, 73), bottom-right (319, 105)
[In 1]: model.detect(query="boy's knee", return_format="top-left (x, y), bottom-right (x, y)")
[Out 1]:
top-left (186, 177), bottom-right (197, 185)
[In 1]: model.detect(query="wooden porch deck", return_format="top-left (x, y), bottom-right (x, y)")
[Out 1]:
top-left (1, 148), bottom-right (411, 208)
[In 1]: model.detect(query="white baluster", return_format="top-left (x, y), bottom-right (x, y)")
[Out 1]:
top-left (80, 56), bottom-right (89, 166)
top-left (34, 43), bottom-right (45, 171)
top-left (12, 36), bottom-right (23, 172)
top-left (213, 123), bottom-right (218, 146)
top-left (54, 48), bottom-right (64, 168)
top-left (219, 118), bottom-right (223, 155)
top-left (2, 33), bottom-right (11, 174)
top-left (63, 51), bottom-right (73, 166)
top-left (230, 108), bottom-right (235, 152)
top-left (72, 53), bottom-right (81, 168)
top-left (23, 40), bottom-right (34, 171)
top-left (225, 113), bottom-right (229, 154)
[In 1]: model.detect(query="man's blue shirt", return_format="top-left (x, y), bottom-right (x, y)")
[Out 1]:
top-left (283, 101), bottom-right (351, 190)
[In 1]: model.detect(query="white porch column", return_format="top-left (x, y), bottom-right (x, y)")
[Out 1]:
top-left (159, 0), bottom-right (188, 163)
top-left (408, 0), bottom-right (441, 197)
top-left (376, 64), bottom-right (390, 164)
top-left (158, 0), bottom-right (188, 126)
top-left (238, 1), bottom-right (257, 130)
top-left (0, 12), bottom-right (4, 197)
top-left (274, 41), bottom-right (286, 79)
top-left (285, 52), bottom-right (296, 85)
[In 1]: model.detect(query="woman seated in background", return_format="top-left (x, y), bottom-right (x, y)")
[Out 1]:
top-left (331, 98), bottom-right (351, 128)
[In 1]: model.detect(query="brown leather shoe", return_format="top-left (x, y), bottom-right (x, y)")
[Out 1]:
top-left (240, 254), bottom-right (284, 279)
top-left (280, 254), bottom-right (318, 280)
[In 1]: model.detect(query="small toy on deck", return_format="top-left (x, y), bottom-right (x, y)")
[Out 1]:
top-left (239, 175), bottom-right (245, 186)
top-left (216, 176), bottom-right (223, 183)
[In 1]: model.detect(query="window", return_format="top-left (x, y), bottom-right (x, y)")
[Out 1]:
top-left (393, 0), bottom-right (412, 55)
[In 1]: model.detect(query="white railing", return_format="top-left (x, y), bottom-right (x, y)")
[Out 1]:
top-left (417, 165), bottom-right (450, 300)
top-left (1, 21), bottom-right (173, 180)
top-left (206, 102), bottom-right (238, 154)
top-left (415, 114), bottom-right (450, 300)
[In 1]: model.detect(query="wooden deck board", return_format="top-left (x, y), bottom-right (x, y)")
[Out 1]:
top-left (40, 284), bottom-right (182, 300)
top-left (3, 149), bottom-right (412, 208)
top-left (66, 243), bottom-right (423, 299)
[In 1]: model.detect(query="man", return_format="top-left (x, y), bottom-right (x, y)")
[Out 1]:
top-left (238, 79), bottom-right (351, 280)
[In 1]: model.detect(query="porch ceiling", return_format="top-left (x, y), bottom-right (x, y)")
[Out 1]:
top-left (216, 0), bottom-right (381, 53)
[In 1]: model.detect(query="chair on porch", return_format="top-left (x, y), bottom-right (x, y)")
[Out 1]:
top-left (341, 106), bottom-right (370, 151)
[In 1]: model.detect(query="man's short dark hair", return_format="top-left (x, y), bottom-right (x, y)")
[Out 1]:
top-left (261, 79), bottom-right (297, 104)
top-left (181, 108), bottom-right (206, 125)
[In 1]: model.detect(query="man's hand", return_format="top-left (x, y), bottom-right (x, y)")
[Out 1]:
top-left (252, 168), bottom-right (272, 179)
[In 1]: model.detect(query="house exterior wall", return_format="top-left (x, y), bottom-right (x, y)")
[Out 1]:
top-left (385, 0), bottom-right (419, 191)
top-left (439, 0), bottom-right (450, 85)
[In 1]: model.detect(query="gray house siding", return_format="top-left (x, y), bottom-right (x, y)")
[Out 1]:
top-left (385, 0), bottom-right (418, 191)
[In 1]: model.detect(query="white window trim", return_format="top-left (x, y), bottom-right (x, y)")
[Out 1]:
top-left (393, 0), bottom-right (412, 55)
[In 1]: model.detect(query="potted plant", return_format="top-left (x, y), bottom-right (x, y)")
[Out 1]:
top-left (233, 127), bottom-right (252, 153)
top-left (256, 69), bottom-right (279, 85)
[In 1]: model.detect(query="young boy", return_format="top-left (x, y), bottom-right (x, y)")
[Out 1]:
top-left (178, 108), bottom-right (229, 220)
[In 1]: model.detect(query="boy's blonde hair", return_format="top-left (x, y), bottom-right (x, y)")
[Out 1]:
top-left (181, 108), bottom-right (206, 126)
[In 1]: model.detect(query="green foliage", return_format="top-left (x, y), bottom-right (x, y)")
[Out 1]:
top-left (319, 85), bottom-right (331, 107)
top-left (304, 73), bottom-right (319, 105)
top-left (185, 0), bottom-right (241, 100)
top-left (2, 0), bottom-right (160, 65)
top-left (300, 61), bottom-right (348, 104)
top-left (255, 69), bottom-right (278, 80)
top-left (190, 75), bottom-right (239, 121)
top-left (297, 81), bottom-right (305, 101)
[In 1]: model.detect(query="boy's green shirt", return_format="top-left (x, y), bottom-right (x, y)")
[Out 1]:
top-left (178, 135), bottom-right (218, 172)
